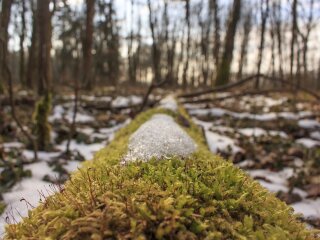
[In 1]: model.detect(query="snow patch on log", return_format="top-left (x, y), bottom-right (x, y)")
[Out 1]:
top-left (123, 114), bottom-right (197, 162)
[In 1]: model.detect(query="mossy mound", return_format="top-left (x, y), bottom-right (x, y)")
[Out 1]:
top-left (5, 108), bottom-right (318, 239)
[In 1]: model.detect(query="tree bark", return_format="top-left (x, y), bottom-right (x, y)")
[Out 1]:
top-left (215, 0), bottom-right (241, 86)
top-left (237, 10), bottom-right (251, 79)
top-left (256, 0), bottom-right (269, 89)
top-left (83, 0), bottom-right (95, 90)
top-left (0, 0), bottom-right (13, 93)
top-left (26, 0), bottom-right (38, 89)
top-left (182, 0), bottom-right (191, 88)
top-left (290, 0), bottom-right (298, 83)
top-left (19, 0), bottom-right (27, 85)
top-left (37, 0), bottom-right (52, 95)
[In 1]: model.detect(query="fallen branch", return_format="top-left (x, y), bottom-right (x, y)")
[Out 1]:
top-left (178, 75), bottom-right (258, 98)
top-left (182, 89), bottom-right (297, 104)
top-left (179, 74), bottom-right (320, 101)
top-left (137, 78), bottom-right (167, 114)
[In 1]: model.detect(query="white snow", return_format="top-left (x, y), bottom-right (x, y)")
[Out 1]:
top-left (192, 118), bottom-right (213, 130)
top-left (296, 138), bottom-right (320, 148)
top-left (124, 114), bottom-right (197, 162)
top-left (298, 119), bottom-right (320, 129)
top-left (111, 96), bottom-right (130, 108)
top-left (64, 160), bottom-right (81, 173)
top-left (310, 131), bottom-right (320, 140)
top-left (49, 105), bottom-right (94, 123)
top-left (269, 130), bottom-right (288, 138)
top-left (22, 150), bottom-right (61, 162)
top-left (248, 168), bottom-right (294, 186)
top-left (57, 141), bottom-right (106, 160)
top-left (159, 95), bottom-right (178, 112)
top-left (0, 161), bottom-right (57, 235)
top-left (1, 142), bottom-right (24, 149)
top-left (238, 128), bottom-right (267, 137)
top-left (291, 198), bottom-right (320, 219)
top-left (111, 95), bottom-right (142, 108)
top-left (205, 131), bottom-right (242, 154)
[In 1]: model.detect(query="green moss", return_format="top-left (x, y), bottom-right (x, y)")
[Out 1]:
top-left (33, 93), bottom-right (52, 151)
top-left (4, 107), bottom-right (318, 239)
top-left (0, 202), bottom-right (6, 215)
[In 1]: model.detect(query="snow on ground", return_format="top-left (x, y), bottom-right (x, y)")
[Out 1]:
top-left (0, 161), bottom-right (56, 234)
top-left (111, 95), bottom-right (142, 108)
top-left (0, 117), bottom-right (130, 236)
top-left (205, 131), bottom-right (242, 154)
top-left (311, 131), bottom-right (320, 140)
top-left (298, 119), bottom-right (320, 129)
top-left (238, 128), bottom-right (267, 137)
top-left (296, 138), bottom-right (320, 148)
top-left (185, 94), bottom-right (320, 224)
top-left (49, 104), bottom-right (94, 123)
top-left (291, 199), bottom-right (320, 219)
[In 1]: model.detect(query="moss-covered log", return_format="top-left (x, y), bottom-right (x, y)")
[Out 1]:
top-left (4, 105), bottom-right (318, 239)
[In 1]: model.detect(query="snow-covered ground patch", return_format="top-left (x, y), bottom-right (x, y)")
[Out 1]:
top-left (291, 199), bottom-right (320, 219)
top-left (296, 138), bottom-right (320, 148)
top-left (205, 131), bottom-right (242, 154)
top-left (0, 161), bottom-right (56, 234)
top-left (298, 119), bottom-right (320, 129)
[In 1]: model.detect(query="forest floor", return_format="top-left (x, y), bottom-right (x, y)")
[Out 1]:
top-left (0, 89), bottom-right (319, 234)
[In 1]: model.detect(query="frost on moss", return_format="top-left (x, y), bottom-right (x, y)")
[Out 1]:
top-left (4, 107), bottom-right (318, 239)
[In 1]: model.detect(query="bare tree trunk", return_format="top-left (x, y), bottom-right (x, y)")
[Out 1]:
top-left (274, 0), bottom-right (283, 79)
top-left (210, 0), bottom-right (220, 68)
top-left (215, 0), bottom-right (241, 86)
top-left (182, 0), bottom-right (191, 88)
top-left (164, 2), bottom-right (176, 86)
top-left (19, 0), bottom-right (27, 85)
top-left (83, 0), bottom-right (95, 90)
top-left (290, 0), bottom-right (298, 83)
top-left (297, 0), bottom-right (314, 77)
top-left (128, 0), bottom-right (135, 83)
top-left (37, 0), bottom-right (52, 95)
top-left (0, 0), bottom-right (38, 160)
top-left (256, 0), bottom-right (269, 89)
top-left (237, 10), bottom-right (252, 79)
top-left (147, 0), bottom-right (161, 84)
top-left (0, 0), bottom-right (13, 93)
top-left (26, 0), bottom-right (37, 89)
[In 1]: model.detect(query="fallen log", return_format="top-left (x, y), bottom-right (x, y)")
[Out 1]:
top-left (4, 98), bottom-right (317, 239)
top-left (179, 74), bottom-right (320, 101)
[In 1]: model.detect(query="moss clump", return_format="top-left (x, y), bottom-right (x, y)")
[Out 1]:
top-left (32, 93), bottom-right (52, 151)
top-left (5, 107), bottom-right (318, 239)
top-left (0, 202), bottom-right (6, 215)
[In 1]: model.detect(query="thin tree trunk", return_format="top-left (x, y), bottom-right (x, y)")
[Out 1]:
top-left (147, 0), bottom-right (161, 84)
top-left (215, 0), bottom-right (241, 86)
top-left (83, 0), bottom-right (95, 90)
top-left (211, 0), bottom-right (220, 68)
top-left (37, 0), bottom-right (52, 95)
top-left (182, 0), bottom-right (191, 88)
top-left (290, 0), bottom-right (298, 83)
top-left (26, 0), bottom-right (37, 89)
top-left (0, 0), bottom-right (13, 93)
top-left (237, 10), bottom-right (252, 79)
top-left (256, 0), bottom-right (269, 89)
top-left (19, 0), bottom-right (27, 85)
